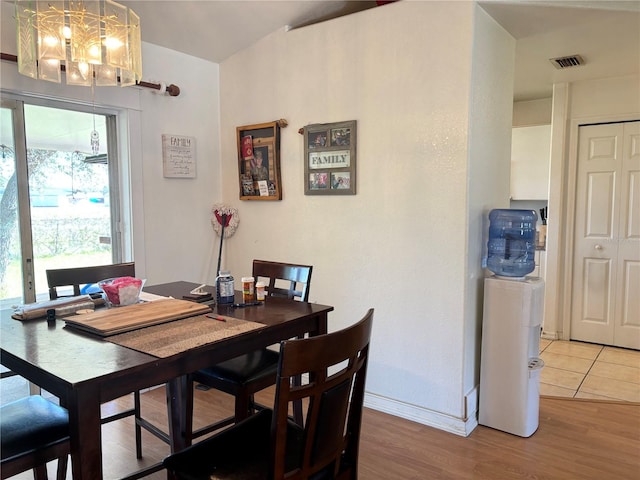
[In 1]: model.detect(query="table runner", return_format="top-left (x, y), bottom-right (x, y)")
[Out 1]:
top-left (107, 314), bottom-right (266, 358)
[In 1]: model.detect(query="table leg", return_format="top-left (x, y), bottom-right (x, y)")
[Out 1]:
top-left (167, 376), bottom-right (189, 452)
top-left (315, 312), bottom-right (328, 336)
top-left (67, 386), bottom-right (103, 479)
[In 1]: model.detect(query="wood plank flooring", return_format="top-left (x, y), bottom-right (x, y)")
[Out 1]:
top-left (6, 384), bottom-right (639, 479)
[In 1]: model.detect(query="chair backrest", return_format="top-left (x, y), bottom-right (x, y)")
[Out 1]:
top-left (252, 260), bottom-right (313, 302)
top-left (271, 308), bottom-right (374, 479)
top-left (46, 262), bottom-right (135, 299)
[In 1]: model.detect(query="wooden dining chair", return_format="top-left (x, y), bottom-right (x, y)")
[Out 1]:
top-left (252, 259), bottom-right (313, 301)
top-left (1, 395), bottom-right (70, 480)
top-left (45, 262), bottom-right (144, 459)
top-left (186, 260), bottom-right (313, 440)
top-left (164, 308), bottom-right (373, 480)
top-left (46, 262), bottom-right (136, 299)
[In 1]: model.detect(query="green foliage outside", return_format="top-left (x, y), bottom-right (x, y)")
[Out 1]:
top-left (0, 147), bottom-right (111, 301)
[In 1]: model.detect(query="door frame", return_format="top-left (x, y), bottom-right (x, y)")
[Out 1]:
top-left (550, 107), bottom-right (640, 341)
top-left (2, 99), bottom-right (36, 302)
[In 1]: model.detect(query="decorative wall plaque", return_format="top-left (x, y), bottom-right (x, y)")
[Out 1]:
top-left (162, 134), bottom-right (196, 178)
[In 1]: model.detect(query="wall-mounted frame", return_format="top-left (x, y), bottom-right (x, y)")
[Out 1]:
top-left (237, 121), bottom-right (283, 200)
top-left (162, 134), bottom-right (196, 178)
top-left (304, 120), bottom-right (356, 195)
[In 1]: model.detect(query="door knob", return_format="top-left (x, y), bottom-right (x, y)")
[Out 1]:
top-left (594, 244), bottom-right (603, 250)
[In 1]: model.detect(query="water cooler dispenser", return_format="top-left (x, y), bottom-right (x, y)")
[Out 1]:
top-left (479, 276), bottom-right (545, 437)
top-left (479, 209), bottom-right (544, 437)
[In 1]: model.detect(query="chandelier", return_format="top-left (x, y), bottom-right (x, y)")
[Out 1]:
top-left (15, 0), bottom-right (142, 87)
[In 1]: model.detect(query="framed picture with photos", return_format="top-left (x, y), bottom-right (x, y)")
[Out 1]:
top-left (237, 121), bottom-right (283, 200)
top-left (303, 120), bottom-right (356, 195)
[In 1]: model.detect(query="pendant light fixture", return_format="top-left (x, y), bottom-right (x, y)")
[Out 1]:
top-left (15, 0), bottom-right (142, 87)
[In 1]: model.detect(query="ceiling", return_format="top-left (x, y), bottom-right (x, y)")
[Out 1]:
top-left (481, 1), bottom-right (640, 101)
top-left (113, 0), bottom-right (639, 102)
top-left (2, 0), bottom-right (639, 101)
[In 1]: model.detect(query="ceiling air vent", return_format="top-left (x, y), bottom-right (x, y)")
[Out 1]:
top-left (550, 55), bottom-right (585, 69)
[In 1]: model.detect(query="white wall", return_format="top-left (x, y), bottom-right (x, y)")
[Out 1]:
top-left (134, 44), bottom-right (221, 284)
top-left (513, 98), bottom-right (552, 127)
top-left (218, 1), bottom-right (514, 434)
top-left (465, 5), bottom-right (515, 419)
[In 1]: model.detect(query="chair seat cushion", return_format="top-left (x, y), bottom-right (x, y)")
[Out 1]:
top-left (195, 349), bottom-right (279, 386)
top-left (163, 409), bottom-right (306, 480)
top-left (0, 395), bottom-right (69, 461)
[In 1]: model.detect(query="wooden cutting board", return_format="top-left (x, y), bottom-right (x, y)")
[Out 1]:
top-left (64, 298), bottom-right (212, 337)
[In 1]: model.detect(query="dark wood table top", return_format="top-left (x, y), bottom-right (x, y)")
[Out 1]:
top-left (1, 306), bottom-right (156, 401)
top-left (1, 281), bottom-right (333, 479)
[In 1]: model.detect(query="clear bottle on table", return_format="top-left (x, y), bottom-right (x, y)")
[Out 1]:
top-left (216, 271), bottom-right (235, 305)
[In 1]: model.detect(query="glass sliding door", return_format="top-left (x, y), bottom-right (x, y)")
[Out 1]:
top-left (0, 98), bottom-right (122, 310)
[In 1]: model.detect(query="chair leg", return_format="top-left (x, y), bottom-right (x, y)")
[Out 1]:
top-left (134, 391), bottom-right (143, 459)
top-left (56, 455), bottom-right (68, 480)
top-left (166, 470), bottom-right (178, 480)
top-left (33, 464), bottom-right (48, 480)
top-left (248, 393), bottom-right (256, 415)
top-left (234, 390), bottom-right (251, 423)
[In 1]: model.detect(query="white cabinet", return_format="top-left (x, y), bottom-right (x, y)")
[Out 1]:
top-left (510, 125), bottom-right (551, 200)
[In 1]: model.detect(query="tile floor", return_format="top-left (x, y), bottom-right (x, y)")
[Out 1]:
top-left (539, 339), bottom-right (640, 403)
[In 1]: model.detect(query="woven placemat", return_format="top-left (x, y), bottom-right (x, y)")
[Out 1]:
top-left (107, 314), bottom-right (265, 358)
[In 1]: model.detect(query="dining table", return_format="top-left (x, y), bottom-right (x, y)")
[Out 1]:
top-left (0, 280), bottom-right (333, 480)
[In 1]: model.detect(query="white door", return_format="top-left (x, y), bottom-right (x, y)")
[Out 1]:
top-left (571, 121), bottom-right (640, 350)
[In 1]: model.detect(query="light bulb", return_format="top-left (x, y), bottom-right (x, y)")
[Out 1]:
top-left (43, 35), bottom-right (59, 47)
top-left (88, 44), bottom-right (101, 61)
top-left (78, 62), bottom-right (89, 79)
top-left (104, 37), bottom-right (123, 50)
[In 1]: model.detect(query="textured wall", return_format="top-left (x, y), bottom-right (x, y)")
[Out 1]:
top-left (218, 1), bottom-right (514, 434)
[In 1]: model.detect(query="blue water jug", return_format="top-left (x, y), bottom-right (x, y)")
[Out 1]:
top-left (487, 209), bottom-right (537, 278)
